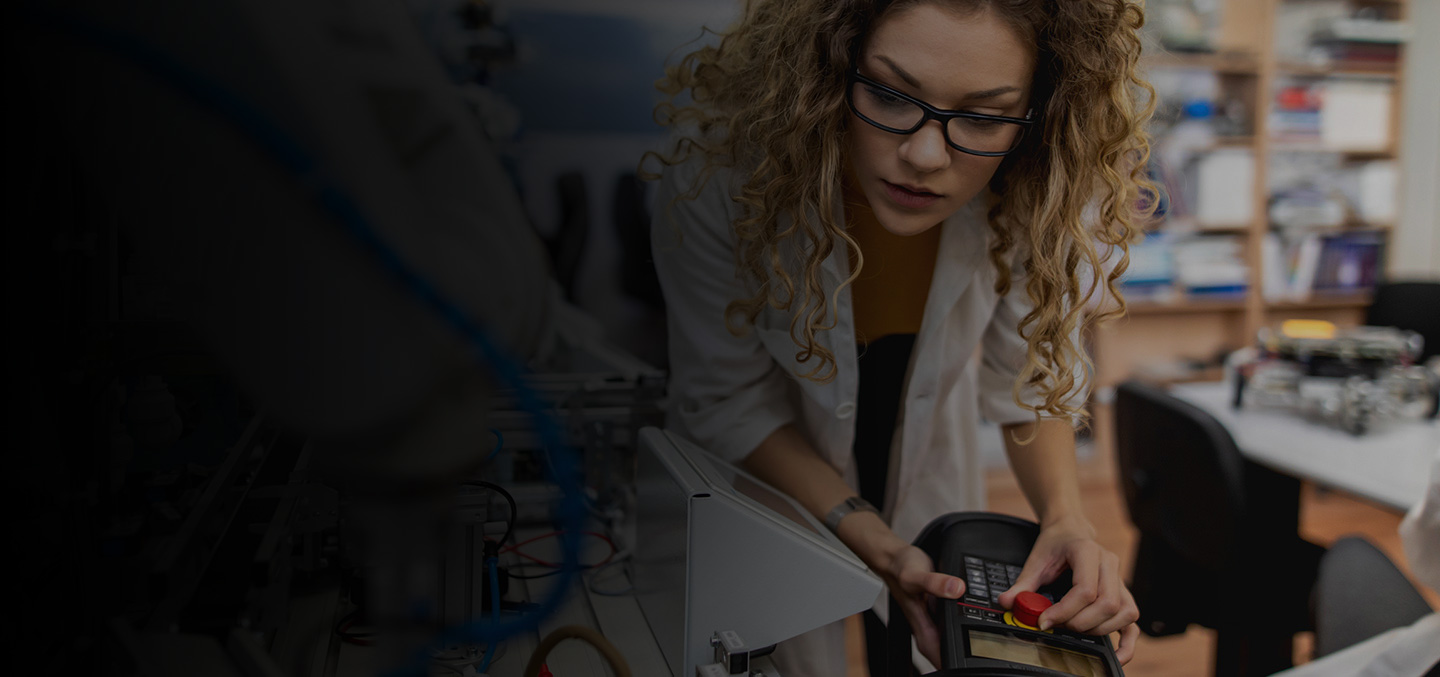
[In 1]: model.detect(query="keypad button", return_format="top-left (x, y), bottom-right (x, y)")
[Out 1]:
top-left (964, 556), bottom-right (983, 566)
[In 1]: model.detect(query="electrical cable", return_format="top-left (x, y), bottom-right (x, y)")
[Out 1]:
top-left (463, 480), bottom-right (517, 547)
top-left (522, 625), bottom-right (632, 677)
top-left (486, 428), bottom-right (504, 461)
top-left (15, 5), bottom-right (589, 671)
top-left (335, 610), bottom-right (376, 647)
top-left (431, 642), bottom-right (504, 671)
top-left (504, 569), bottom-right (566, 581)
top-left (479, 556), bottom-right (500, 673)
top-left (584, 554), bottom-right (636, 597)
top-left (501, 530), bottom-right (615, 568)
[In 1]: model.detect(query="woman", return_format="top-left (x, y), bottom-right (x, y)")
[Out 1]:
top-left (647, 0), bottom-right (1155, 673)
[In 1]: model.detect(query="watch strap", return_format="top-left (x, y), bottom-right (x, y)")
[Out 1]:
top-left (824, 496), bottom-right (878, 533)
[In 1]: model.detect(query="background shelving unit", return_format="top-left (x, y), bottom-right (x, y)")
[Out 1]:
top-left (1089, 0), bottom-right (1410, 445)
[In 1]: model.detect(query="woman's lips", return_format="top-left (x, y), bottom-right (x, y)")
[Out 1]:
top-left (882, 180), bottom-right (942, 210)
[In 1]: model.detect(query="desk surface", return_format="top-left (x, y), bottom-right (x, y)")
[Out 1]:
top-left (1169, 381), bottom-right (1440, 512)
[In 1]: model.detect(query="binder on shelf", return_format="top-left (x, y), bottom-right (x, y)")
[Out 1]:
top-left (1285, 230), bottom-right (1385, 299)
top-left (1262, 233), bottom-right (1289, 302)
top-left (1311, 231), bottom-right (1384, 294)
top-left (1287, 233), bottom-right (1324, 301)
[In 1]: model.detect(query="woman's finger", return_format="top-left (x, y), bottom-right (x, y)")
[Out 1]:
top-left (1036, 542), bottom-right (1101, 630)
top-left (1086, 585), bottom-right (1140, 637)
top-left (901, 570), bottom-right (964, 599)
top-left (893, 549), bottom-right (965, 598)
top-left (998, 554), bottom-right (1055, 609)
top-left (1059, 552), bottom-right (1130, 634)
top-left (1114, 622), bottom-right (1141, 665)
top-left (900, 592), bottom-right (942, 666)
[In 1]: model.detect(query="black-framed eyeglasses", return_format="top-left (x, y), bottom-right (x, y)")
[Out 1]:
top-left (846, 70), bottom-right (1035, 157)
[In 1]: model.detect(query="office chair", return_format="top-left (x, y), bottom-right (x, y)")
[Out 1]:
top-left (1313, 536), bottom-right (1434, 659)
top-left (1114, 380), bottom-right (1326, 677)
top-left (1366, 281), bottom-right (1440, 364)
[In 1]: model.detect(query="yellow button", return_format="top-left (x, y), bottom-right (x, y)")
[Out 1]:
top-left (1004, 611), bottom-right (1052, 634)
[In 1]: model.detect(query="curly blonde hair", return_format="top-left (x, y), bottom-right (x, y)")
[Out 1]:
top-left (647, 0), bottom-right (1156, 424)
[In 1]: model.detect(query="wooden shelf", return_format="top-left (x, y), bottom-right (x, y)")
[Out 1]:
top-left (1268, 222), bottom-right (1395, 234)
top-left (1192, 226), bottom-right (1252, 236)
top-left (1266, 293), bottom-right (1374, 311)
top-left (1093, 0), bottom-right (1407, 395)
top-left (1276, 61), bottom-right (1400, 78)
top-left (1268, 143), bottom-right (1396, 158)
top-left (1155, 221), bottom-right (1254, 236)
top-left (1125, 297), bottom-right (1249, 315)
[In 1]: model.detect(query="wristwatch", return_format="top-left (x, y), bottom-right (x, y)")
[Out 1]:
top-left (824, 496), bottom-right (878, 533)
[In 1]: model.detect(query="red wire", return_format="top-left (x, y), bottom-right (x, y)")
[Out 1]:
top-left (338, 616), bottom-right (375, 646)
top-left (501, 530), bottom-right (616, 569)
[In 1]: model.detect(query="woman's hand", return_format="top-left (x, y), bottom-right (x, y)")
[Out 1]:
top-left (839, 511), bottom-right (964, 668)
top-left (880, 544), bottom-right (966, 667)
top-left (996, 514), bottom-right (1141, 664)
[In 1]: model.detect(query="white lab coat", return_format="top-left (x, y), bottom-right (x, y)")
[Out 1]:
top-left (651, 154), bottom-right (1083, 675)
top-left (1270, 447), bottom-right (1440, 677)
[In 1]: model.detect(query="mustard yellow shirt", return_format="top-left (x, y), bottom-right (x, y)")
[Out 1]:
top-left (845, 186), bottom-right (942, 346)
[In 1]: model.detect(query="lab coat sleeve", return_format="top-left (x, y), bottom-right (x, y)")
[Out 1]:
top-left (650, 159), bottom-right (798, 464)
top-left (1400, 447), bottom-right (1440, 593)
top-left (977, 264), bottom-right (1087, 426)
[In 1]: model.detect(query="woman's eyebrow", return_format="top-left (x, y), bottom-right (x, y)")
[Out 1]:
top-left (876, 55), bottom-right (922, 89)
top-left (964, 85), bottom-right (1023, 100)
top-left (874, 55), bottom-right (1022, 101)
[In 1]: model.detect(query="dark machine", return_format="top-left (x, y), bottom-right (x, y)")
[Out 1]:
top-left (886, 513), bottom-right (1124, 677)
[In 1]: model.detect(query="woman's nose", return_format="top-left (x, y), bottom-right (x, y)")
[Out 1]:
top-left (898, 120), bottom-right (952, 174)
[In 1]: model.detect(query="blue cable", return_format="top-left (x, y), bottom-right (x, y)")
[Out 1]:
top-left (17, 3), bottom-right (589, 665)
top-left (487, 428), bottom-right (504, 461)
top-left (479, 556), bottom-right (500, 673)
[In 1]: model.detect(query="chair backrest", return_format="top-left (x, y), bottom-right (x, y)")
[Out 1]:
top-left (1366, 281), bottom-right (1440, 363)
top-left (1114, 380), bottom-right (1249, 572)
top-left (1313, 536), bottom-right (1434, 659)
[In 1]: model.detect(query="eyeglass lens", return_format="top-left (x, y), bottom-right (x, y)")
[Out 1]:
top-left (851, 81), bottom-right (1024, 154)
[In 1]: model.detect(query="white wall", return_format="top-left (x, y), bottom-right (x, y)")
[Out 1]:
top-left (1394, 0), bottom-right (1440, 279)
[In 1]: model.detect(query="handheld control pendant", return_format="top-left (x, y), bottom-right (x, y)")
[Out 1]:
top-left (886, 512), bottom-right (1125, 676)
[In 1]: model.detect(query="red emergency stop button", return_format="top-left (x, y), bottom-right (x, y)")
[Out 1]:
top-left (1013, 591), bottom-right (1052, 628)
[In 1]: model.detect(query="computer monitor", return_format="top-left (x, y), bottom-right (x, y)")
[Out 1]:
top-left (633, 427), bottom-right (885, 676)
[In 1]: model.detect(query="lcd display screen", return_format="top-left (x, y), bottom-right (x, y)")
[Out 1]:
top-left (967, 628), bottom-right (1109, 677)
